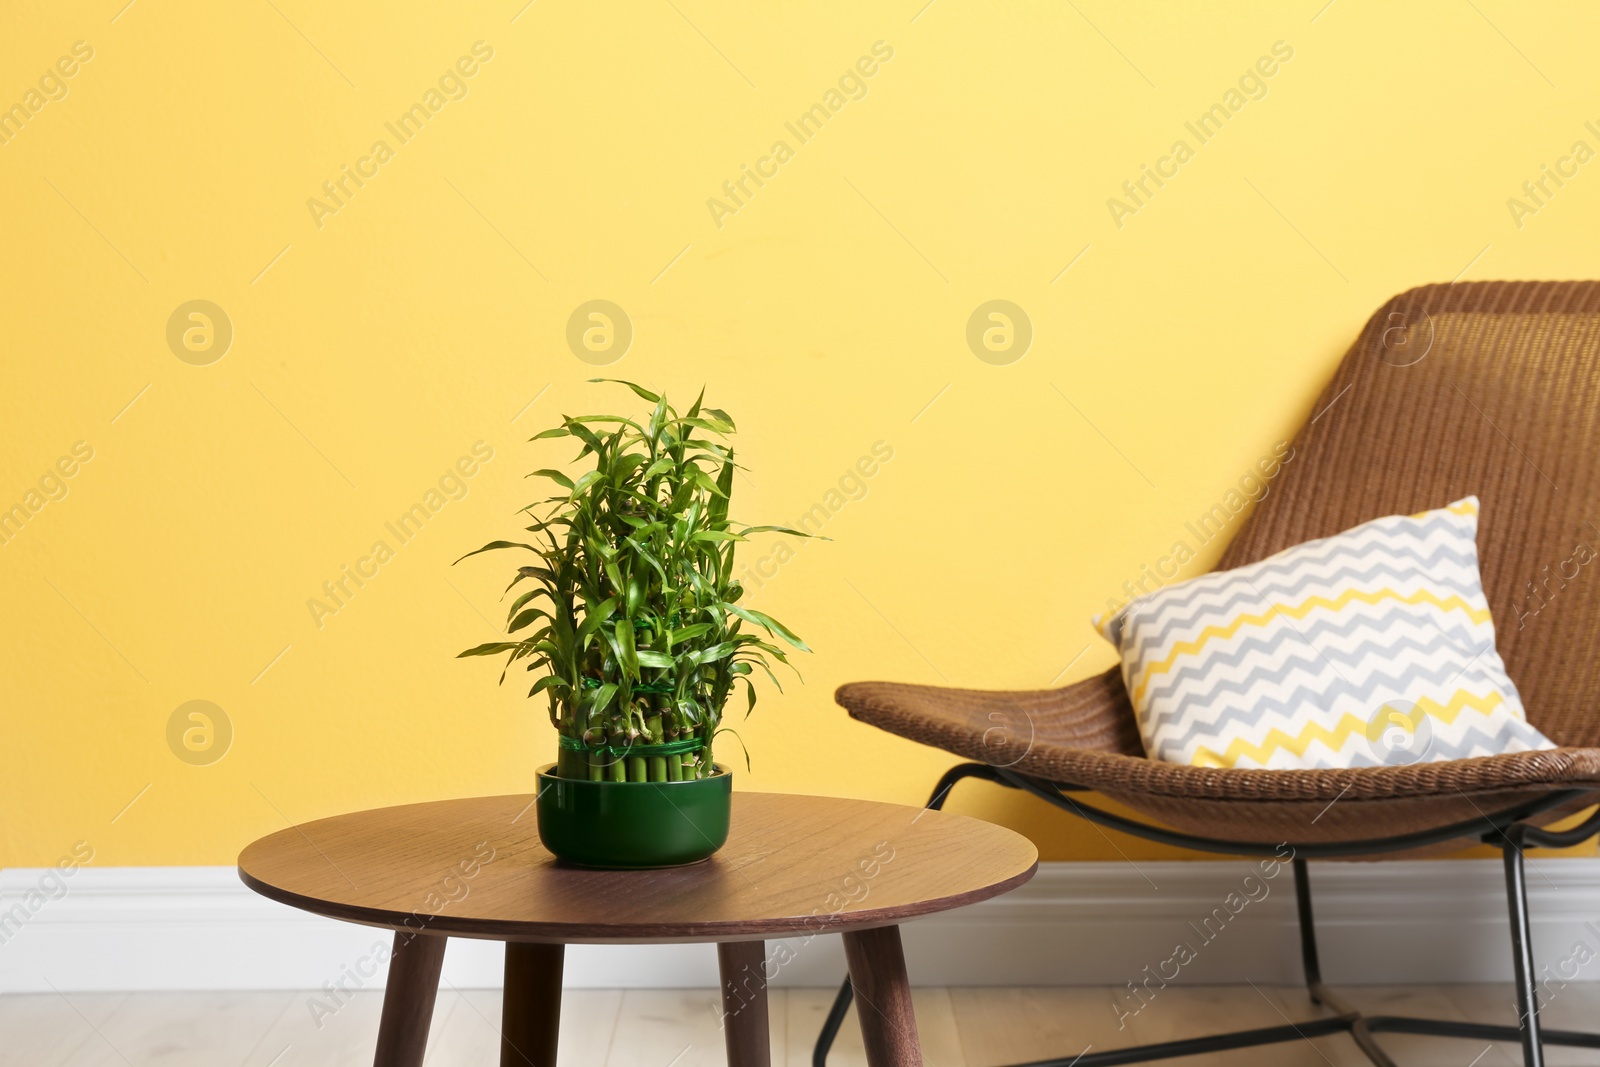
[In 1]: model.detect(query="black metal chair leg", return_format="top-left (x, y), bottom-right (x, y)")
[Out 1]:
top-left (1293, 858), bottom-right (1398, 1067)
top-left (923, 760), bottom-right (1010, 812)
top-left (813, 762), bottom-right (1009, 1067)
top-left (1502, 834), bottom-right (1546, 1067)
top-left (1292, 858), bottom-right (1324, 999)
top-left (812, 976), bottom-right (853, 1067)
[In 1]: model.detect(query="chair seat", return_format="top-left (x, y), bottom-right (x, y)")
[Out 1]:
top-left (837, 673), bottom-right (1600, 846)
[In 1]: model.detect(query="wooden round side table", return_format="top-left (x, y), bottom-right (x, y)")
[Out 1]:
top-left (238, 790), bottom-right (1037, 1067)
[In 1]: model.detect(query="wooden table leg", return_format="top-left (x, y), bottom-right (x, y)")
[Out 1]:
top-left (841, 925), bottom-right (922, 1067)
top-left (717, 940), bottom-right (771, 1067)
top-left (373, 931), bottom-right (448, 1067)
top-left (502, 942), bottom-right (564, 1067)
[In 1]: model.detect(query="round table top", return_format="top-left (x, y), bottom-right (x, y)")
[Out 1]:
top-left (238, 791), bottom-right (1037, 944)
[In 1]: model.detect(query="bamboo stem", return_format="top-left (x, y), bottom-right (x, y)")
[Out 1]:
top-left (644, 714), bottom-right (666, 782)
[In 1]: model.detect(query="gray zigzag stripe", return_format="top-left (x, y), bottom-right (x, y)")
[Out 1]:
top-left (1137, 607), bottom-right (1487, 711)
top-left (1145, 607), bottom-right (1478, 710)
top-left (1148, 649), bottom-right (1510, 750)
top-left (1146, 636), bottom-right (1497, 744)
top-left (1121, 551), bottom-right (1483, 661)
top-left (1150, 647), bottom-right (1501, 742)
top-left (1156, 664), bottom-right (1503, 754)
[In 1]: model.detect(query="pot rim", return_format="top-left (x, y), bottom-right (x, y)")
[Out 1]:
top-left (535, 762), bottom-right (731, 783)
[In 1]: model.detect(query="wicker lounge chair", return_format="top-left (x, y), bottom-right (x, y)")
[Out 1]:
top-left (815, 281), bottom-right (1600, 1067)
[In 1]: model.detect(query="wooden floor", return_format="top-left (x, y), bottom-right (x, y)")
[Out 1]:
top-left (3, 984), bottom-right (1597, 1066)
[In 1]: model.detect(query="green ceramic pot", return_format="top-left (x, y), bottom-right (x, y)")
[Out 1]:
top-left (535, 763), bottom-right (732, 868)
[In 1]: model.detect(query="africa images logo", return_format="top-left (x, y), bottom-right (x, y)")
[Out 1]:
top-left (1365, 699), bottom-right (1433, 766)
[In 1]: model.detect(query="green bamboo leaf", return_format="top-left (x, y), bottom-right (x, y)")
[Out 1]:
top-left (694, 641), bottom-right (739, 665)
top-left (685, 444), bottom-right (733, 468)
top-left (505, 590), bottom-right (540, 617)
top-left (750, 659), bottom-right (784, 691)
top-left (747, 640), bottom-right (793, 664)
top-left (615, 619), bottom-right (639, 678)
top-left (529, 674), bottom-right (569, 697)
top-left (530, 426), bottom-right (572, 440)
top-left (457, 641), bottom-right (522, 658)
top-left (739, 524), bottom-right (817, 538)
top-left (687, 467), bottom-right (726, 498)
top-left (682, 416), bottom-right (734, 434)
top-left (623, 536), bottom-right (667, 584)
top-left (635, 650), bottom-right (674, 668)
top-left (708, 460), bottom-right (733, 526)
top-left (611, 453), bottom-right (647, 481)
top-left (570, 470), bottom-right (605, 496)
top-left (714, 725), bottom-right (753, 771)
top-left (551, 609), bottom-right (574, 643)
top-left (587, 682), bottom-right (618, 714)
top-left (577, 597), bottom-right (619, 639)
top-left (526, 469), bottom-right (575, 489)
top-left (508, 608), bottom-right (551, 633)
top-left (502, 640), bottom-right (537, 666)
top-left (589, 378), bottom-right (661, 403)
top-left (568, 414), bottom-right (645, 432)
top-left (565, 419), bottom-right (605, 451)
top-left (724, 603), bottom-right (810, 651)
top-left (454, 540), bottom-right (537, 564)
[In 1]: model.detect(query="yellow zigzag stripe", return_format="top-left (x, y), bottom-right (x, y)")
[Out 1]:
top-left (1411, 498), bottom-right (1477, 519)
top-left (1191, 688), bottom-right (1506, 768)
top-left (1130, 586), bottom-right (1491, 706)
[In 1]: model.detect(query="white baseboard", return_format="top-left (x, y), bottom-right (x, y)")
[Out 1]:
top-left (4, 860), bottom-right (1600, 992)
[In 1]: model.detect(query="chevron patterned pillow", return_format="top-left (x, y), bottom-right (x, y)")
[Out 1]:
top-left (1094, 497), bottom-right (1554, 769)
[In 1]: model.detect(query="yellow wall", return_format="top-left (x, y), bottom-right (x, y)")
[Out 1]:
top-left (3, 1), bottom-right (1597, 867)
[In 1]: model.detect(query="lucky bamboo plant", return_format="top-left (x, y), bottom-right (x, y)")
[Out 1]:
top-left (457, 380), bottom-right (809, 781)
